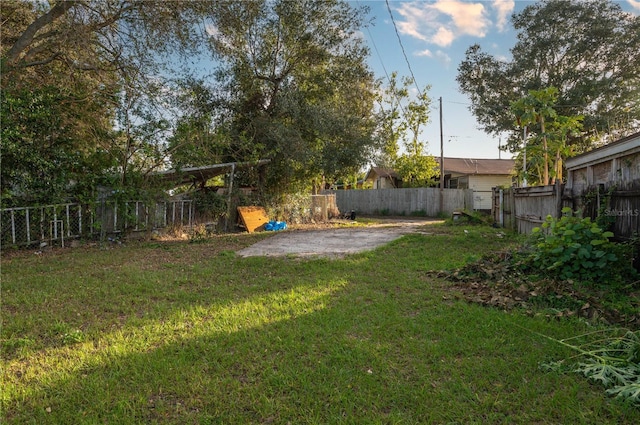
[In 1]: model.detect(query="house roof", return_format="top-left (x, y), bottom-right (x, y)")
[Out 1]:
top-left (565, 131), bottom-right (640, 170)
top-left (437, 157), bottom-right (515, 175)
top-left (365, 167), bottom-right (401, 181)
top-left (151, 160), bottom-right (270, 186)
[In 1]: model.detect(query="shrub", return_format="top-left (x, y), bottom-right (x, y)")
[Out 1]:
top-left (527, 208), bottom-right (637, 285)
top-left (192, 188), bottom-right (228, 222)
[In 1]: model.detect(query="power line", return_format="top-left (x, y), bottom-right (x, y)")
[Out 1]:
top-left (356, 0), bottom-right (414, 134)
top-left (385, 0), bottom-right (424, 99)
top-left (357, 1), bottom-right (393, 88)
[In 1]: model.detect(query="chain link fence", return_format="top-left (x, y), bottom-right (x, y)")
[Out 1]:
top-left (1, 200), bottom-right (193, 247)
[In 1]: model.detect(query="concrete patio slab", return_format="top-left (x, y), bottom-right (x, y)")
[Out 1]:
top-left (237, 218), bottom-right (442, 258)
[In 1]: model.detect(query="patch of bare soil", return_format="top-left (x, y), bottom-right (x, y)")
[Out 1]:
top-left (431, 252), bottom-right (640, 329)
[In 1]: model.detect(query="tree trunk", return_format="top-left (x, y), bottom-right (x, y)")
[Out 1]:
top-left (540, 116), bottom-right (549, 185)
top-left (555, 148), bottom-right (562, 182)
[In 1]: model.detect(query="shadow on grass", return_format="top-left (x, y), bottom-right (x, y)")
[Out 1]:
top-left (3, 229), bottom-right (638, 424)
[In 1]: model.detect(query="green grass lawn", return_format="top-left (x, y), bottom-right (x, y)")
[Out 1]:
top-left (2, 224), bottom-right (638, 424)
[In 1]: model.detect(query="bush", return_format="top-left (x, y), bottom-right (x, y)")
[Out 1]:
top-left (526, 208), bottom-right (637, 285)
top-left (192, 188), bottom-right (228, 222)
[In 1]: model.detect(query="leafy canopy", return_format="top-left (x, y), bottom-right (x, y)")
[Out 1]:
top-left (510, 87), bottom-right (583, 185)
top-left (457, 0), bottom-right (640, 151)
top-left (1, 0), bottom-right (206, 204)
top-left (197, 0), bottom-right (380, 195)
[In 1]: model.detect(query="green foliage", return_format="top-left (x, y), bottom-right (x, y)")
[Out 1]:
top-left (527, 208), bottom-right (637, 284)
top-left (0, 86), bottom-right (115, 206)
top-left (1, 1), bottom-right (208, 206)
top-left (457, 0), bottom-right (640, 146)
top-left (376, 72), bottom-right (437, 186)
top-left (394, 153), bottom-right (439, 187)
top-left (540, 329), bottom-right (640, 406)
top-left (264, 191), bottom-right (312, 224)
top-left (192, 189), bottom-right (228, 222)
top-left (207, 0), bottom-right (380, 194)
top-left (510, 87), bottom-right (583, 185)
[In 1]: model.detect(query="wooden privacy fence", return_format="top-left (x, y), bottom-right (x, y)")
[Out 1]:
top-left (493, 180), bottom-right (640, 240)
top-left (493, 184), bottom-right (564, 234)
top-left (326, 188), bottom-right (474, 217)
top-left (570, 180), bottom-right (640, 242)
top-left (492, 187), bottom-right (515, 230)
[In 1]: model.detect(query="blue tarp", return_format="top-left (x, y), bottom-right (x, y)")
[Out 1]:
top-left (265, 220), bottom-right (287, 231)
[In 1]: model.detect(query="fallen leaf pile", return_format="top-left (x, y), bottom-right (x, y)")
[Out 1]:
top-left (430, 251), bottom-right (640, 329)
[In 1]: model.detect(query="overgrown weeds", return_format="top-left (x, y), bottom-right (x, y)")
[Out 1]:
top-left (537, 328), bottom-right (640, 406)
top-left (527, 208), bottom-right (638, 285)
top-left (435, 214), bottom-right (639, 405)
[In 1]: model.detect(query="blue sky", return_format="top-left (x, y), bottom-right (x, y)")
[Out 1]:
top-left (358, 0), bottom-right (640, 159)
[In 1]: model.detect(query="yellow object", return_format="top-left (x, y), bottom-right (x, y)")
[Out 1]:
top-left (237, 206), bottom-right (269, 233)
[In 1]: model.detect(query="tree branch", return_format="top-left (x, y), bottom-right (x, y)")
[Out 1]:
top-left (5, 1), bottom-right (78, 66)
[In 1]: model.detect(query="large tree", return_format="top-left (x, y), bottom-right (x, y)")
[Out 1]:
top-left (375, 73), bottom-right (438, 187)
top-left (1, 0), bottom-right (204, 204)
top-left (197, 0), bottom-right (381, 194)
top-left (457, 0), bottom-right (640, 153)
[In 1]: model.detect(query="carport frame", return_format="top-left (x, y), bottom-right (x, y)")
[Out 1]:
top-left (152, 159), bottom-right (270, 230)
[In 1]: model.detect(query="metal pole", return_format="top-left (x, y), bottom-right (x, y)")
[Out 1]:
top-left (66, 204), bottom-right (70, 236)
top-left (225, 163), bottom-right (235, 232)
top-left (439, 97), bottom-right (444, 214)
top-left (11, 210), bottom-right (16, 244)
top-left (499, 189), bottom-right (504, 227)
top-left (522, 126), bottom-right (528, 188)
top-left (26, 208), bottom-right (30, 244)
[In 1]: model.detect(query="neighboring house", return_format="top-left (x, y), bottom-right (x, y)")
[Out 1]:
top-left (365, 158), bottom-right (515, 210)
top-left (564, 131), bottom-right (640, 242)
top-left (438, 158), bottom-right (516, 210)
top-left (364, 167), bottom-right (402, 189)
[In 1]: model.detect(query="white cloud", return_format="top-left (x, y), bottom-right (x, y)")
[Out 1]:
top-left (432, 26), bottom-right (455, 47)
top-left (431, 0), bottom-right (489, 38)
top-left (415, 49), bottom-right (433, 57)
top-left (414, 48), bottom-right (451, 67)
top-left (628, 0), bottom-right (640, 13)
top-left (395, 4), bottom-right (431, 42)
top-left (395, 0), bottom-right (490, 47)
top-left (492, 0), bottom-right (515, 32)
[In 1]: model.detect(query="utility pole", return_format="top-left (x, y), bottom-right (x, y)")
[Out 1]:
top-left (439, 97), bottom-right (444, 214)
top-left (522, 126), bottom-right (528, 187)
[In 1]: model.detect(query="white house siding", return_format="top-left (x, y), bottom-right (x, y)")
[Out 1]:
top-left (469, 175), bottom-right (513, 210)
top-left (374, 177), bottom-right (395, 189)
